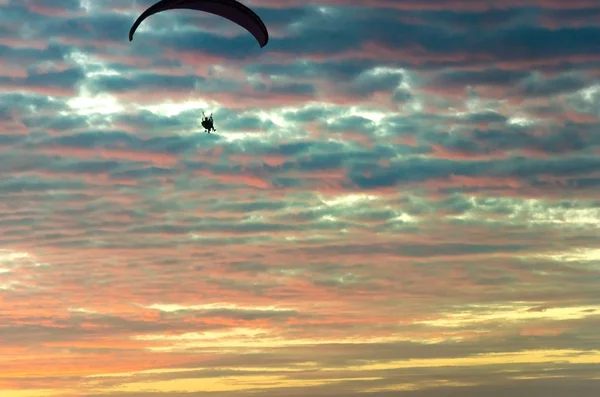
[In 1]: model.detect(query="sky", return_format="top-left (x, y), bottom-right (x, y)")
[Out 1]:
top-left (1, 0), bottom-right (600, 396)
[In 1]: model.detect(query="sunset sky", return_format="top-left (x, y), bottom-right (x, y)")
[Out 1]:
top-left (1, 0), bottom-right (600, 396)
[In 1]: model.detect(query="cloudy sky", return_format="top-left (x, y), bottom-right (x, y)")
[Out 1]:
top-left (1, 0), bottom-right (600, 396)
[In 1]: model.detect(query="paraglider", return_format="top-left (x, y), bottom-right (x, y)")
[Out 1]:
top-left (128, 0), bottom-right (269, 48)
top-left (201, 112), bottom-right (216, 133)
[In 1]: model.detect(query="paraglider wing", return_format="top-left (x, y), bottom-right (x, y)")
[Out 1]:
top-left (129, 0), bottom-right (269, 48)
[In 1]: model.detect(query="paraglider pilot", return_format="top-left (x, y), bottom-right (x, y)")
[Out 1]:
top-left (201, 112), bottom-right (216, 133)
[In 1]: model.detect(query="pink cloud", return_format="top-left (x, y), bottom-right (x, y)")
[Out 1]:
top-left (228, 153), bottom-right (289, 167)
top-left (252, 0), bottom-right (600, 11)
top-left (25, 2), bottom-right (83, 17)
top-left (41, 146), bottom-right (181, 167)
top-left (0, 84), bottom-right (77, 97)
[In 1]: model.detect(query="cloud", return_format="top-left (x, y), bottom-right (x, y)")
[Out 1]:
top-left (1, 0), bottom-right (599, 396)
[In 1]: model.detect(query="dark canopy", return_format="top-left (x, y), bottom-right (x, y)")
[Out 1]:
top-left (129, 0), bottom-right (269, 48)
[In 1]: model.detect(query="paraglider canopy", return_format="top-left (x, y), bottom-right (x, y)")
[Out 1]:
top-left (129, 0), bottom-right (269, 48)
